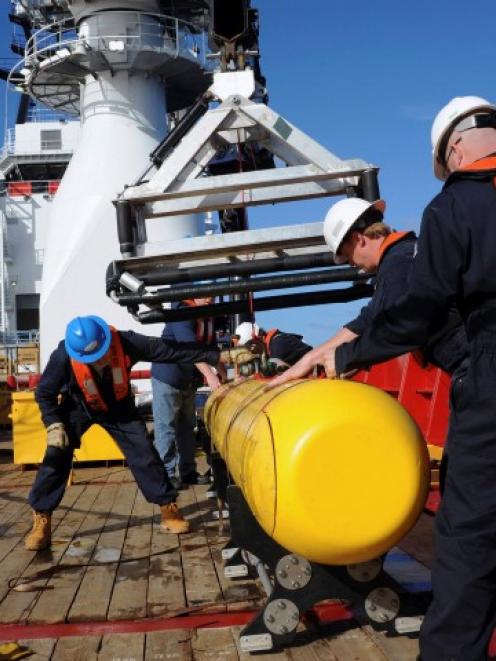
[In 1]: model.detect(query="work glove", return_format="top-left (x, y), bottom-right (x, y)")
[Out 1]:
top-left (46, 423), bottom-right (69, 449)
top-left (219, 347), bottom-right (257, 366)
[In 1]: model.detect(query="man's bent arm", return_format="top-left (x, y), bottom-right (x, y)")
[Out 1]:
top-left (120, 330), bottom-right (219, 367)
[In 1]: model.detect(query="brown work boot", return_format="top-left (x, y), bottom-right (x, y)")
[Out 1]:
top-left (160, 502), bottom-right (190, 534)
top-left (25, 511), bottom-right (51, 551)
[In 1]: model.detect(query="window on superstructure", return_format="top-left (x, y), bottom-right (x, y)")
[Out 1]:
top-left (40, 130), bottom-right (62, 151)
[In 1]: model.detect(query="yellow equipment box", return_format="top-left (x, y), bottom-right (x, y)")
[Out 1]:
top-left (12, 391), bottom-right (124, 464)
top-left (205, 378), bottom-right (430, 566)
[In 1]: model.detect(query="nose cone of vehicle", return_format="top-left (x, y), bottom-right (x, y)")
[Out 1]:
top-left (205, 378), bottom-right (429, 565)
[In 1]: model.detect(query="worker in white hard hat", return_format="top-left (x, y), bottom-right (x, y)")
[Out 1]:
top-left (233, 321), bottom-right (312, 370)
top-left (25, 315), bottom-right (256, 552)
top-left (321, 96), bottom-right (496, 660)
top-left (270, 196), bottom-right (467, 387)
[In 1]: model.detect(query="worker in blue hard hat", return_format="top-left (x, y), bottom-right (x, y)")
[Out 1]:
top-left (25, 315), bottom-right (255, 551)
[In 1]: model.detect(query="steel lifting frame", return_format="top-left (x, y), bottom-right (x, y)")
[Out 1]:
top-left (208, 455), bottom-right (430, 653)
top-left (110, 69), bottom-right (380, 320)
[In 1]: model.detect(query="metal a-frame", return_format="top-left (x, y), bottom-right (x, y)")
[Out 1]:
top-left (109, 68), bottom-right (379, 322)
top-left (121, 69), bottom-right (378, 219)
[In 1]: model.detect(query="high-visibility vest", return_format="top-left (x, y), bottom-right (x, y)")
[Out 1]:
top-left (71, 327), bottom-right (131, 412)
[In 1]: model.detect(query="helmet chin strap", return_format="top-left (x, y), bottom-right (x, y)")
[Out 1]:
top-left (454, 111), bottom-right (496, 133)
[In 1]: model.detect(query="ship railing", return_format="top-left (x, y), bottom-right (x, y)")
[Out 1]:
top-left (2, 180), bottom-right (61, 197)
top-left (0, 330), bottom-right (39, 346)
top-left (23, 12), bottom-right (209, 68)
top-left (1, 128), bottom-right (78, 158)
top-left (26, 107), bottom-right (74, 123)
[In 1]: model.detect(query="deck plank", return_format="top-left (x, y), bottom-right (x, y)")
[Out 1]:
top-left (144, 629), bottom-right (193, 660)
top-left (287, 636), bottom-right (339, 661)
top-left (191, 627), bottom-right (240, 660)
top-left (98, 632), bottom-right (145, 661)
top-left (191, 485), bottom-right (265, 611)
top-left (325, 626), bottom-right (388, 660)
top-left (363, 626), bottom-right (419, 661)
top-left (27, 478), bottom-right (121, 624)
top-left (0, 463), bottom-right (432, 660)
top-left (68, 477), bottom-right (137, 622)
top-left (51, 635), bottom-right (101, 661)
top-left (179, 487), bottom-right (223, 607)
top-left (16, 637), bottom-right (56, 660)
top-left (146, 503), bottom-right (185, 617)
top-left (107, 489), bottom-right (154, 620)
top-left (0, 482), bottom-right (90, 623)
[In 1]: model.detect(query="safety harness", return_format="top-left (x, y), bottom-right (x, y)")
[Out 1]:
top-left (71, 327), bottom-right (131, 412)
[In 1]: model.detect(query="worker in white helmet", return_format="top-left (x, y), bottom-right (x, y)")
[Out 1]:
top-left (233, 321), bottom-right (313, 374)
top-left (270, 196), bottom-right (467, 387)
top-left (322, 96), bottom-right (496, 660)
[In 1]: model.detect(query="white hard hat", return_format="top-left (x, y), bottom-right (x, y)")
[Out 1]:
top-left (234, 322), bottom-right (259, 345)
top-left (323, 197), bottom-right (386, 264)
top-left (431, 96), bottom-right (496, 180)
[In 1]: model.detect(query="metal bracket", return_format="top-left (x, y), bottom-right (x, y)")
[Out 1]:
top-left (225, 485), bottom-right (430, 652)
top-left (120, 71), bottom-right (377, 218)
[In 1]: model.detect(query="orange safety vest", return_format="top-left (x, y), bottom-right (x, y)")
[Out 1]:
top-left (71, 327), bottom-right (131, 412)
top-left (263, 328), bottom-right (279, 357)
top-left (378, 231), bottom-right (410, 265)
top-left (183, 299), bottom-right (215, 343)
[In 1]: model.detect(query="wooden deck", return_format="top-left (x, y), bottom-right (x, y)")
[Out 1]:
top-left (0, 452), bottom-right (433, 660)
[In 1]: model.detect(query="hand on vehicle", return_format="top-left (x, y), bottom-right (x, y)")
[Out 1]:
top-left (205, 370), bottom-right (222, 391)
top-left (266, 347), bottom-right (321, 388)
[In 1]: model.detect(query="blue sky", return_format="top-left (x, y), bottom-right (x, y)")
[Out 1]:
top-left (1, 1), bottom-right (495, 345)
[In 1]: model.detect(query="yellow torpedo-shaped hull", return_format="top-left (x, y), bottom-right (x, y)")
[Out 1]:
top-left (204, 378), bottom-right (430, 565)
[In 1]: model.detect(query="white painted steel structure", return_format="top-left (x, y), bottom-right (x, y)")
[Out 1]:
top-left (11, 3), bottom-right (211, 364)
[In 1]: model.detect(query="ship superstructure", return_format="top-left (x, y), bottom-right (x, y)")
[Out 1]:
top-left (4, 0), bottom-right (220, 364)
top-left (0, 110), bottom-right (78, 339)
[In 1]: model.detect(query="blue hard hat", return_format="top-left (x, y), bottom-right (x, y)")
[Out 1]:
top-left (65, 315), bottom-right (111, 364)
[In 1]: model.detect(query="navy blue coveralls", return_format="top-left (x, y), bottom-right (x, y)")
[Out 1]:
top-left (29, 330), bottom-right (219, 513)
top-left (336, 156), bottom-right (496, 661)
top-left (346, 231), bottom-right (467, 374)
top-left (265, 329), bottom-right (312, 366)
top-left (345, 233), bottom-right (416, 335)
